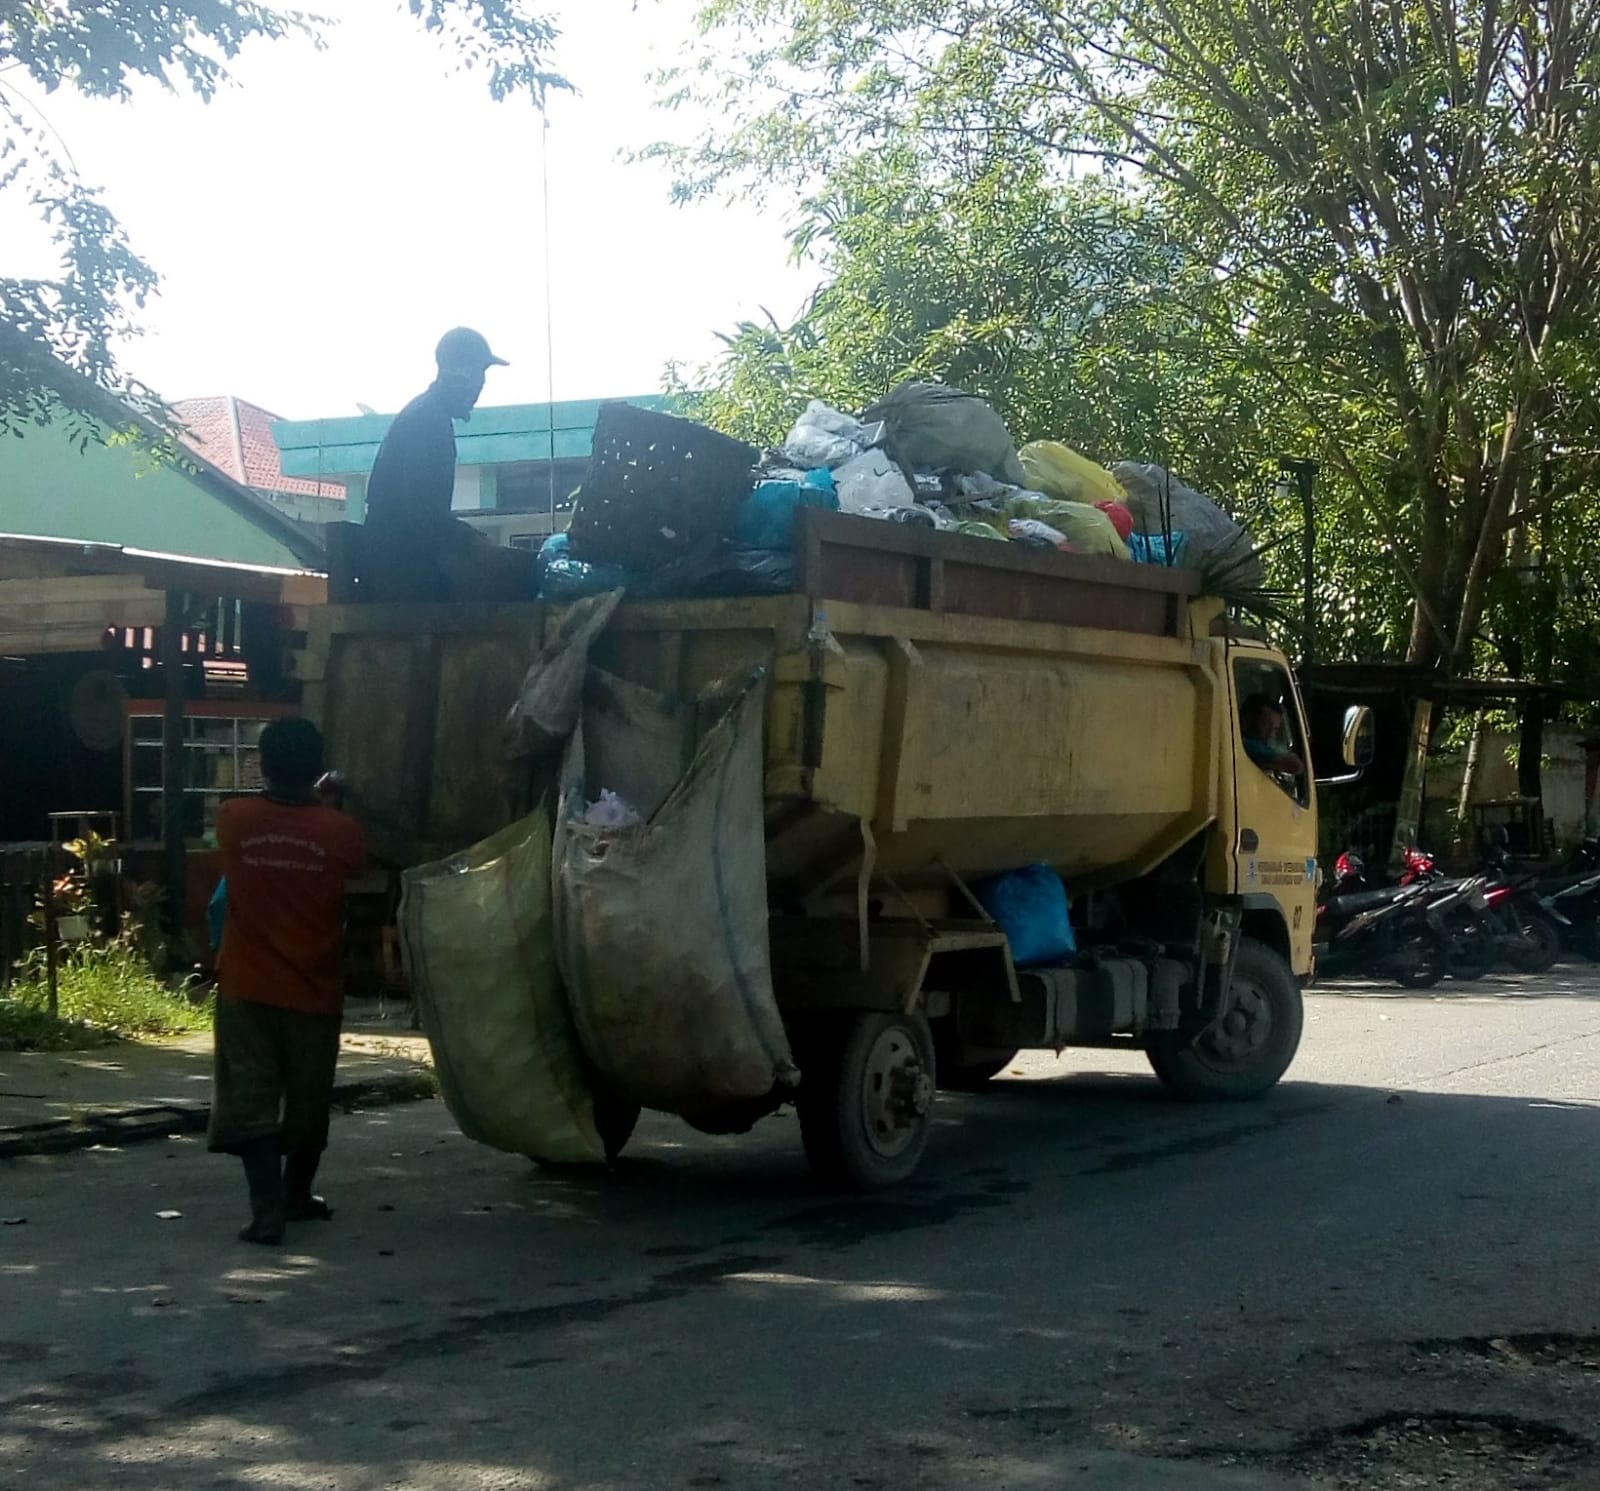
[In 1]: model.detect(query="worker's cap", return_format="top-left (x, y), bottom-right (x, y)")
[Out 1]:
top-left (435, 326), bottom-right (509, 373)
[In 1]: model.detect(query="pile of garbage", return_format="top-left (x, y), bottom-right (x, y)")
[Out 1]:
top-left (538, 386), bottom-right (1264, 602)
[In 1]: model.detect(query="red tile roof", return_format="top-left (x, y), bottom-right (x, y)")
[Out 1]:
top-left (171, 397), bottom-right (344, 499)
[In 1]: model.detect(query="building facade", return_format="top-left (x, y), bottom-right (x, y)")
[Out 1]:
top-left (272, 394), bottom-right (674, 547)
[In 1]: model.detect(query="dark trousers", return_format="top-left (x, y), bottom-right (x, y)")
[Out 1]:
top-left (208, 995), bottom-right (342, 1156)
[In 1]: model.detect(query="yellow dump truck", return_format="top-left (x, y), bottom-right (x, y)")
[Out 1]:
top-left (306, 511), bottom-right (1369, 1187)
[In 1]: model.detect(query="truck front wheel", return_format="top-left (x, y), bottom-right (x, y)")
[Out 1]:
top-left (797, 1011), bottom-right (936, 1189)
top-left (1145, 939), bottom-right (1303, 1101)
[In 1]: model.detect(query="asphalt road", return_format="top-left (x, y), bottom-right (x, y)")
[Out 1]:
top-left (3, 972), bottom-right (1599, 1491)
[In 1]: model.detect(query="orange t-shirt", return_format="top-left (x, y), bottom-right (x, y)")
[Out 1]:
top-left (216, 795), bottom-right (367, 1016)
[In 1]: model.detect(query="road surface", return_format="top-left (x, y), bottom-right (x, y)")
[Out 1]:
top-left (3, 972), bottom-right (1599, 1490)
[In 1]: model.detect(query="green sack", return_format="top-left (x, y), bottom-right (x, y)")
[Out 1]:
top-left (400, 809), bottom-right (604, 1164)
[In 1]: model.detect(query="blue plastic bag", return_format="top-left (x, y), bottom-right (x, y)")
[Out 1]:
top-left (1128, 530), bottom-right (1189, 567)
top-left (975, 864), bottom-right (1075, 968)
top-left (538, 531), bottom-right (641, 600)
top-left (733, 469), bottom-right (838, 549)
top-left (207, 877), bottom-right (227, 953)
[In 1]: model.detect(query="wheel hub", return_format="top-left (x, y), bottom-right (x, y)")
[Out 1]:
top-left (861, 1027), bottom-right (930, 1158)
top-left (1204, 980), bottom-right (1270, 1064)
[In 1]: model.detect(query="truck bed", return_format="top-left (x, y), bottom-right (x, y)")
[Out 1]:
top-left (304, 510), bottom-right (1215, 884)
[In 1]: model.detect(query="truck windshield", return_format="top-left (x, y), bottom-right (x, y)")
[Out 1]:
top-left (1236, 658), bottom-right (1309, 805)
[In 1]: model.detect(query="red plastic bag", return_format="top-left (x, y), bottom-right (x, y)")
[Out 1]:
top-left (1096, 501), bottom-right (1134, 541)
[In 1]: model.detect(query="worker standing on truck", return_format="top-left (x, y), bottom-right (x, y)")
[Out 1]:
top-left (362, 327), bottom-right (538, 602)
top-left (1240, 693), bottom-right (1306, 781)
top-left (209, 718), bottom-right (367, 1246)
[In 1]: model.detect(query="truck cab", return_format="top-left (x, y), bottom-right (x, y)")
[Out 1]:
top-left (1213, 639), bottom-right (1320, 977)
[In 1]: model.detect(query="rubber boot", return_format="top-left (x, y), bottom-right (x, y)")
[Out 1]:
top-left (238, 1137), bottom-right (285, 1245)
top-left (284, 1146), bottom-right (333, 1222)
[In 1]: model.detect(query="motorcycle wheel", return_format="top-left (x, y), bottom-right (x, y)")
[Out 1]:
top-left (1504, 909), bottom-right (1561, 975)
top-left (1393, 933), bottom-right (1446, 990)
top-left (1447, 920), bottom-right (1497, 982)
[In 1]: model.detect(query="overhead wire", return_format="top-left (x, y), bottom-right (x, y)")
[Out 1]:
top-left (541, 108), bottom-right (559, 532)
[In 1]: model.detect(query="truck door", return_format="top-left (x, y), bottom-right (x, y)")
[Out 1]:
top-left (1230, 654), bottom-right (1317, 973)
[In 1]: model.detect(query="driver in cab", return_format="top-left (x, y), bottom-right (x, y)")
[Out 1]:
top-left (1240, 693), bottom-right (1306, 788)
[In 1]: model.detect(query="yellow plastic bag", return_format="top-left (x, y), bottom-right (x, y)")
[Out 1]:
top-left (1006, 495), bottom-right (1131, 559)
top-left (1018, 442), bottom-right (1126, 507)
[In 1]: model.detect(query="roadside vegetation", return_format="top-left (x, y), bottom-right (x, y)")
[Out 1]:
top-left (0, 939), bottom-right (212, 1052)
top-left (1, 843), bottom-right (210, 1052)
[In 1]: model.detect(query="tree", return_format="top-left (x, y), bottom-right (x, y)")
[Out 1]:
top-left (674, 146), bottom-right (1417, 654)
top-left (656, 0), bottom-right (1600, 677)
top-left (1, 1), bottom-right (565, 433)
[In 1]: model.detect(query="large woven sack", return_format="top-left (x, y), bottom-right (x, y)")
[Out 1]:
top-left (399, 810), bottom-right (604, 1165)
top-left (553, 668), bottom-right (798, 1118)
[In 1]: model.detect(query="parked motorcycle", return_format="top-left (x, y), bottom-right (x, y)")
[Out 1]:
top-left (1315, 873), bottom-right (1457, 988)
top-left (1332, 848), bottom-right (1498, 981)
top-left (1532, 838), bottom-right (1600, 961)
top-left (1475, 845), bottom-right (1564, 974)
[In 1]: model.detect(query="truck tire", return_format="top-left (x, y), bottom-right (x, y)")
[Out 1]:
top-left (1145, 939), bottom-right (1303, 1101)
top-left (797, 1011), bottom-right (936, 1190)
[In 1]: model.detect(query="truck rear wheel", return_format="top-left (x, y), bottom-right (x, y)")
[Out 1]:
top-left (1146, 939), bottom-right (1302, 1101)
top-left (797, 1011), bottom-right (936, 1190)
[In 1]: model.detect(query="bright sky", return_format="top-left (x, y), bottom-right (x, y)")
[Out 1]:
top-left (5, 0), bottom-right (816, 419)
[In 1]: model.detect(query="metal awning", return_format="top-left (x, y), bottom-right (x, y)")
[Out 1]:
top-left (0, 532), bottom-right (326, 656)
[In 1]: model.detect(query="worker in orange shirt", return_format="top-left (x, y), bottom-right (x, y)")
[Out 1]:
top-left (209, 718), bottom-right (366, 1245)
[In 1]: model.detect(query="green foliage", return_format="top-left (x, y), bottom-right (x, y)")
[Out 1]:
top-left (683, 149), bottom-right (1418, 657)
top-left (0, 939), bottom-right (212, 1052)
top-left (657, 0), bottom-right (1600, 680)
top-left (1, 1), bottom-right (565, 432)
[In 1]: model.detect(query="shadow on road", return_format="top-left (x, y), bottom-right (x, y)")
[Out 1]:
top-left (3, 1064), bottom-right (1598, 1491)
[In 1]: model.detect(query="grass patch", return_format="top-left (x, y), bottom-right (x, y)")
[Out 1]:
top-left (0, 942), bottom-right (212, 1052)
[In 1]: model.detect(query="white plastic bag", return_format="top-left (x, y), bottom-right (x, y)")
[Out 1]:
top-left (554, 669), bottom-right (798, 1118)
top-left (583, 789), bottom-right (641, 828)
top-left (783, 399), bottom-right (877, 470)
top-left (399, 810), bottom-right (604, 1165)
top-left (833, 449), bottom-right (914, 513)
top-left (1008, 517), bottom-right (1071, 550)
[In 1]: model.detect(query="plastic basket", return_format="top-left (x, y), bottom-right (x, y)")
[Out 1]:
top-left (567, 402), bottom-right (758, 572)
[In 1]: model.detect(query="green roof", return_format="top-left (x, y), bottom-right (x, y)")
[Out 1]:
top-left (0, 413), bottom-right (322, 571)
top-left (273, 395), bottom-right (677, 480)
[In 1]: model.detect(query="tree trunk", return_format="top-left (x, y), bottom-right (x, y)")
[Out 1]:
top-left (1389, 697), bottom-right (1435, 871)
top-left (1455, 710), bottom-right (1486, 851)
top-left (1517, 692), bottom-right (1544, 804)
top-left (1406, 477), bottom-right (1452, 668)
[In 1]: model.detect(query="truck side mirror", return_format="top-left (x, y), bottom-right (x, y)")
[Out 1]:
top-left (1341, 705), bottom-right (1375, 769)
